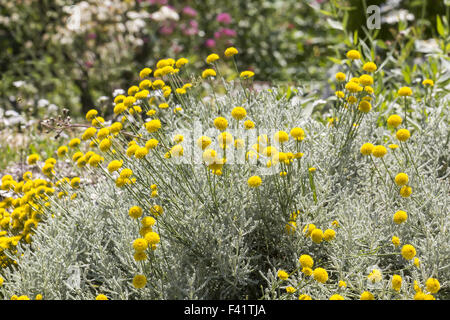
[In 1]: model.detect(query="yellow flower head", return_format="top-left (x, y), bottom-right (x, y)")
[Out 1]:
top-left (392, 275), bottom-right (402, 292)
top-left (396, 129), bottom-right (411, 142)
top-left (214, 117), bottom-right (228, 131)
top-left (372, 145), bottom-right (387, 158)
top-left (299, 254), bottom-right (314, 269)
top-left (231, 107), bottom-right (247, 120)
top-left (363, 62), bottom-right (377, 72)
top-left (206, 53), bottom-right (220, 64)
top-left (399, 185), bottom-right (412, 198)
top-left (359, 74), bottom-right (374, 86)
top-left (202, 68), bottom-right (216, 79)
top-left (132, 275), bottom-right (147, 289)
top-left (139, 67), bottom-right (152, 78)
top-left (394, 173), bottom-right (409, 186)
top-left (240, 71), bottom-right (255, 79)
top-left (425, 278), bottom-right (440, 294)
top-left (387, 114), bottom-right (402, 128)
top-left (393, 210), bottom-right (408, 224)
top-left (422, 79), bottom-right (434, 87)
top-left (398, 87), bottom-right (412, 97)
top-left (247, 176), bottom-right (262, 188)
top-left (224, 47), bottom-right (238, 57)
top-left (290, 127), bottom-right (305, 141)
top-left (128, 206), bottom-right (143, 219)
top-left (313, 268), bottom-right (328, 283)
top-left (401, 244), bottom-right (416, 260)
top-left (277, 270), bottom-right (289, 281)
top-left (346, 50), bottom-right (361, 60)
top-left (335, 72), bottom-right (346, 82)
top-left (360, 291), bottom-right (375, 300)
top-left (360, 143), bottom-right (375, 156)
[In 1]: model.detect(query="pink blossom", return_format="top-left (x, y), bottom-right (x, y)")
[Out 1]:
top-left (216, 13), bottom-right (232, 24)
top-left (159, 25), bottom-right (174, 35)
top-left (182, 6), bottom-right (197, 17)
top-left (205, 39), bottom-right (216, 48)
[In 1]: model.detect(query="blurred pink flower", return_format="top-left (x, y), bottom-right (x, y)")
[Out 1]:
top-left (216, 13), bottom-right (232, 24)
top-left (221, 28), bottom-right (236, 37)
top-left (159, 25), bottom-right (174, 35)
top-left (182, 6), bottom-right (197, 17)
top-left (205, 39), bottom-right (216, 48)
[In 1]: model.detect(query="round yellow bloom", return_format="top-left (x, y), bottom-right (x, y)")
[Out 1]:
top-left (363, 62), bottom-right (377, 72)
top-left (141, 216), bottom-right (156, 228)
top-left (372, 145), bottom-right (387, 158)
top-left (145, 139), bottom-right (159, 150)
top-left (175, 58), bottom-right (188, 68)
top-left (393, 210), bottom-right (408, 224)
top-left (338, 280), bottom-right (347, 288)
top-left (247, 176), bottom-right (262, 188)
top-left (358, 100), bottom-right (372, 113)
top-left (346, 50), bottom-right (361, 60)
top-left (244, 120), bottom-right (255, 129)
top-left (202, 69), bottom-right (216, 78)
top-left (425, 278), bottom-right (440, 294)
top-left (360, 291), bottom-right (375, 300)
top-left (359, 74), bottom-right (374, 86)
top-left (313, 268), bottom-right (328, 283)
top-left (335, 72), bottom-right (346, 81)
top-left (214, 117), bottom-right (228, 131)
top-left (323, 229), bottom-right (336, 241)
top-left (298, 294), bottom-right (312, 300)
top-left (335, 90), bottom-right (345, 98)
top-left (240, 71), bottom-right (255, 79)
top-left (399, 185), bottom-right (412, 198)
top-left (128, 206), bottom-right (143, 219)
top-left (330, 294), bottom-right (345, 300)
top-left (86, 109), bottom-right (98, 121)
top-left (224, 47), bottom-right (238, 57)
top-left (290, 127), bottom-right (305, 141)
top-left (69, 138), bottom-right (81, 148)
top-left (394, 173), bottom-right (409, 186)
top-left (299, 255), bottom-right (314, 269)
top-left (345, 81), bottom-right (362, 93)
top-left (82, 127), bottom-right (97, 140)
top-left (99, 138), bottom-right (112, 152)
top-left (277, 270), bottom-right (289, 281)
top-left (133, 238), bottom-right (148, 252)
top-left (286, 286), bottom-right (296, 294)
top-left (360, 143), bottom-right (374, 156)
top-left (401, 244), bottom-right (416, 260)
top-left (57, 146), bottom-right (68, 158)
top-left (392, 274), bottom-right (402, 292)
top-left (311, 229), bottom-right (323, 244)
top-left (145, 119), bottom-right (162, 133)
top-left (396, 129), bottom-right (410, 142)
top-left (27, 153), bottom-right (40, 165)
top-left (387, 114), bottom-right (402, 128)
top-left (107, 160), bottom-right (123, 173)
top-left (231, 107), bottom-right (247, 120)
top-left (139, 67), bottom-right (152, 78)
top-left (96, 294), bottom-right (108, 300)
top-left (135, 147), bottom-right (149, 159)
top-left (422, 79), bottom-right (434, 87)
top-left (274, 131), bottom-right (289, 143)
top-left (132, 275), bottom-right (147, 289)
top-left (414, 258), bottom-right (420, 268)
top-left (197, 136), bottom-right (212, 150)
top-left (144, 231), bottom-right (160, 245)
top-left (398, 87), bottom-right (412, 96)
top-left (301, 267), bottom-right (313, 276)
